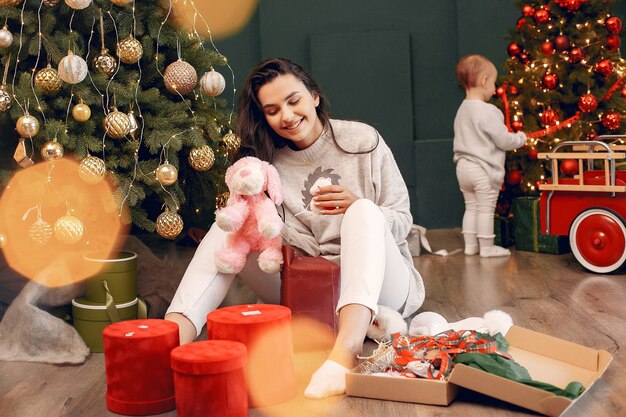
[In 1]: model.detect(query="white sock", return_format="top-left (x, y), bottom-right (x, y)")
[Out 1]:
top-left (464, 245), bottom-right (479, 255)
top-left (304, 360), bottom-right (349, 399)
top-left (480, 246), bottom-right (511, 257)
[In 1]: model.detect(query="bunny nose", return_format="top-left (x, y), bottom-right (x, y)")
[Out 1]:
top-left (239, 168), bottom-right (250, 177)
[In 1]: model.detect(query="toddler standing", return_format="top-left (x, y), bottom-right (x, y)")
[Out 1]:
top-left (453, 54), bottom-right (526, 257)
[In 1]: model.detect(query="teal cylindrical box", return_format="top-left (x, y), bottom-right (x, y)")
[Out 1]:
top-left (72, 297), bottom-right (139, 352)
top-left (84, 251), bottom-right (137, 304)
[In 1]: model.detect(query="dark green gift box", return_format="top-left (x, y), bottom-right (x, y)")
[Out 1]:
top-left (72, 297), bottom-right (139, 352)
top-left (83, 251), bottom-right (137, 304)
top-left (494, 217), bottom-right (515, 248)
top-left (512, 197), bottom-right (570, 254)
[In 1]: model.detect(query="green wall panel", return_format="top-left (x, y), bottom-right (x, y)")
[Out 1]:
top-left (309, 31), bottom-right (415, 187)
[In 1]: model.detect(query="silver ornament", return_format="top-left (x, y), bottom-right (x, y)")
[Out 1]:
top-left (0, 85), bottom-right (11, 112)
top-left (0, 26), bottom-right (13, 49)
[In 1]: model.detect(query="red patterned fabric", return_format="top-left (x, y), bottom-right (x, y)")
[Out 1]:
top-left (171, 340), bottom-right (248, 417)
top-left (207, 304), bottom-right (296, 407)
top-left (103, 319), bottom-right (179, 415)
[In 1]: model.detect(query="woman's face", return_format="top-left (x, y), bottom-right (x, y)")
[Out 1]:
top-left (257, 73), bottom-right (324, 149)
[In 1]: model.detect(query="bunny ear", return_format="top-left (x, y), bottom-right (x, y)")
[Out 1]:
top-left (264, 163), bottom-right (283, 205)
top-left (223, 163), bottom-right (236, 190)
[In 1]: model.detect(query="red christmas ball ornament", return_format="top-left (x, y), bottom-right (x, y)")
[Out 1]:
top-left (606, 16), bottom-right (623, 34)
top-left (517, 17), bottom-right (527, 30)
top-left (560, 159), bottom-right (579, 176)
top-left (496, 85), bottom-right (506, 97)
top-left (621, 86), bottom-right (626, 97)
top-left (522, 4), bottom-right (535, 17)
top-left (507, 42), bottom-right (522, 57)
top-left (506, 169), bottom-right (523, 186)
top-left (554, 35), bottom-right (570, 51)
top-left (534, 9), bottom-right (550, 24)
top-left (569, 47), bottom-right (583, 63)
top-left (518, 52), bottom-right (531, 65)
top-left (541, 108), bottom-right (559, 126)
top-left (578, 93), bottom-right (598, 112)
top-left (602, 111), bottom-right (621, 130)
top-left (527, 148), bottom-right (538, 160)
top-left (606, 35), bottom-right (621, 51)
top-left (587, 130), bottom-right (598, 140)
top-left (542, 73), bottom-right (559, 90)
top-left (511, 120), bottom-right (524, 132)
top-left (509, 85), bottom-right (519, 95)
top-left (535, 180), bottom-right (543, 190)
top-left (595, 59), bottom-right (614, 77)
top-left (541, 40), bottom-right (555, 55)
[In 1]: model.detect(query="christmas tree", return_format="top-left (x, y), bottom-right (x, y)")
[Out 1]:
top-left (495, 0), bottom-right (626, 214)
top-left (0, 0), bottom-right (237, 239)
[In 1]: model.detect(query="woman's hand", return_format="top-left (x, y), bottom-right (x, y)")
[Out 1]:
top-left (312, 185), bottom-right (359, 215)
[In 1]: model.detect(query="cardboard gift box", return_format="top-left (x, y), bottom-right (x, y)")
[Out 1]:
top-left (512, 197), bottom-right (570, 254)
top-left (346, 326), bottom-right (612, 416)
top-left (83, 251), bottom-right (137, 304)
top-left (494, 216), bottom-right (515, 248)
top-left (72, 297), bottom-right (139, 352)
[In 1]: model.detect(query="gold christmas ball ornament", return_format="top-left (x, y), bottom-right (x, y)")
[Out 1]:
top-left (58, 50), bottom-right (88, 84)
top-left (104, 108), bottom-right (131, 139)
top-left (34, 64), bottom-right (62, 95)
top-left (43, 0), bottom-right (61, 6)
top-left (93, 48), bottom-right (117, 77)
top-left (28, 217), bottom-right (53, 245)
top-left (0, 85), bottom-right (11, 112)
top-left (156, 208), bottom-right (183, 239)
top-left (216, 191), bottom-right (230, 209)
top-left (110, 0), bottom-right (131, 6)
top-left (164, 59), bottom-right (198, 95)
top-left (188, 145), bottom-right (215, 171)
top-left (54, 214), bottom-right (84, 244)
top-left (40, 139), bottom-right (64, 161)
top-left (72, 100), bottom-right (91, 122)
top-left (199, 69), bottom-right (226, 96)
top-left (64, 0), bottom-right (91, 10)
top-left (16, 113), bottom-right (40, 137)
top-left (78, 155), bottom-right (106, 184)
top-left (117, 35), bottom-right (143, 64)
top-left (221, 130), bottom-right (241, 154)
top-left (156, 163), bottom-right (178, 186)
top-left (0, 26), bottom-right (13, 49)
top-left (0, 0), bottom-right (23, 6)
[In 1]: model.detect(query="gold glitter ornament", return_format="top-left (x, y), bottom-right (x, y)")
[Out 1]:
top-left (156, 163), bottom-right (178, 186)
top-left (78, 155), bottom-right (106, 184)
top-left (110, 0), bottom-right (131, 6)
top-left (188, 145), bottom-right (215, 171)
top-left (54, 213), bottom-right (84, 244)
top-left (164, 59), bottom-right (198, 95)
top-left (64, 0), bottom-right (91, 10)
top-left (29, 217), bottom-right (53, 245)
top-left (43, 0), bottom-right (61, 6)
top-left (199, 68), bottom-right (226, 96)
top-left (156, 208), bottom-right (183, 239)
top-left (58, 50), bottom-right (88, 84)
top-left (0, 0), bottom-right (22, 6)
top-left (221, 130), bottom-right (241, 155)
top-left (34, 64), bottom-right (62, 95)
top-left (40, 139), bottom-right (64, 161)
top-left (216, 191), bottom-right (230, 209)
top-left (72, 99), bottom-right (91, 122)
top-left (93, 48), bottom-right (117, 77)
top-left (104, 107), bottom-right (131, 139)
top-left (0, 26), bottom-right (13, 49)
top-left (16, 112), bottom-right (40, 137)
top-left (117, 35), bottom-right (143, 64)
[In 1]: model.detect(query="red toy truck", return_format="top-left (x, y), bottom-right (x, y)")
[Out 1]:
top-left (538, 136), bottom-right (626, 273)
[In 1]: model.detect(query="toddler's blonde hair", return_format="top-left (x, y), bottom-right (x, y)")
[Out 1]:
top-left (456, 54), bottom-right (493, 90)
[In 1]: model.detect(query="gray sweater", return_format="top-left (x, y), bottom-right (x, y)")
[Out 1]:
top-left (453, 100), bottom-right (527, 188)
top-left (273, 119), bottom-right (424, 318)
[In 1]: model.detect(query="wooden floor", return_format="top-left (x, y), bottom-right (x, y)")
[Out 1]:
top-left (0, 229), bottom-right (624, 417)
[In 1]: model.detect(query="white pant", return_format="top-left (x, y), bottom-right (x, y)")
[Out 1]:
top-left (456, 158), bottom-right (500, 239)
top-left (167, 198), bottom-right (411, 336)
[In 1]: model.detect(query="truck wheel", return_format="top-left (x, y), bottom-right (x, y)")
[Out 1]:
top-left (569, 208), bottom-right (626, 273)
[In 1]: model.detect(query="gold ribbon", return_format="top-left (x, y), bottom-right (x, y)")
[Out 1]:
top-left (102, 280), bottom-right (121, 323)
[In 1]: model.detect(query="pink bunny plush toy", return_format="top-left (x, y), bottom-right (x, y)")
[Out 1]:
top-left (214, 156), bottom-right (284, 274)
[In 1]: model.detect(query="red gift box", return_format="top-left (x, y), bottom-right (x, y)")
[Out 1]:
top-left (207, 304), bottom-right (296, 407)
top-left (171, 340), bottom-right (247, 417)
top-left (103, 319), bottom-right (179, 415)
top-left (280, 245), bottom-right (340, 334)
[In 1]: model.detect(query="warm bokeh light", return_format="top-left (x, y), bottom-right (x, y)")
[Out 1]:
top-left (168, 0), bottom-right (259, 39)
top-left (0, 159), bottom-right (128, 287)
